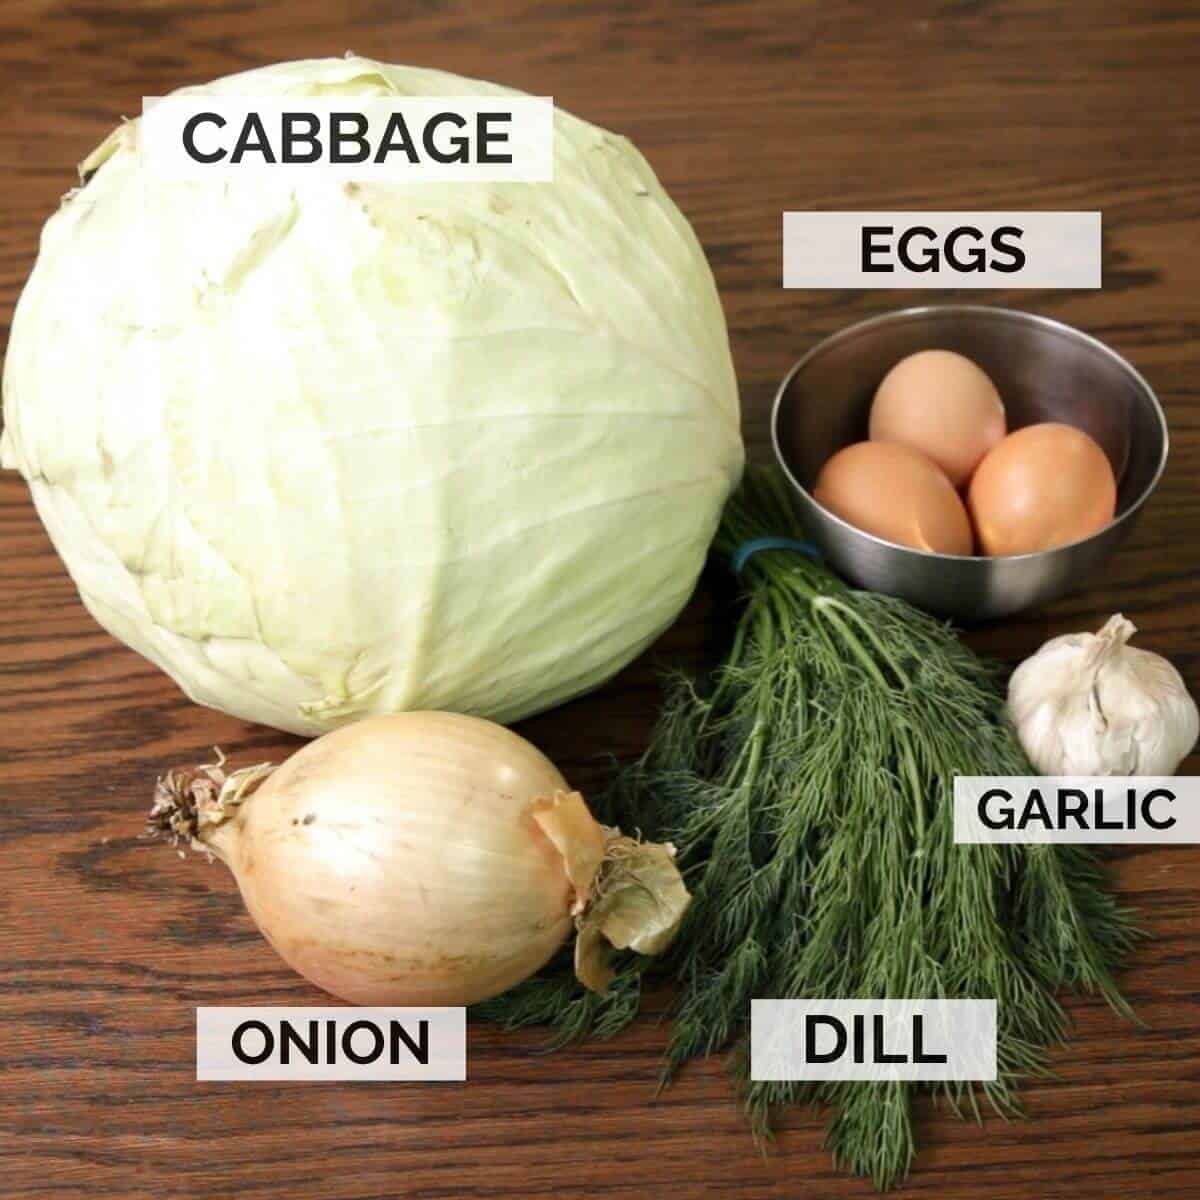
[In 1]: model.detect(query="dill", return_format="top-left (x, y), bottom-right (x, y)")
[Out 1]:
top-left (479, 464), bottom-right (1140, 1189)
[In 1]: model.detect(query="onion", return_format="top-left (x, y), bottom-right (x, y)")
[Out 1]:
top-left (149, 712), bottom-right (688, 1005)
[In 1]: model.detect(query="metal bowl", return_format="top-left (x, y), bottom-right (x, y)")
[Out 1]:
top-left (770, 305), bottom-right (1168, 620)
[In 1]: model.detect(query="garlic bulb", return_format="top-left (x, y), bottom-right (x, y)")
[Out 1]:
top-left (1008, 614), bottom-right (1198, 776)
top-left (149, 713), bottom-right (689, 1005)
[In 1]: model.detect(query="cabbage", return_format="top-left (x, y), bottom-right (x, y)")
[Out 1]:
top-left (0, 57), bottom-right (742, 735)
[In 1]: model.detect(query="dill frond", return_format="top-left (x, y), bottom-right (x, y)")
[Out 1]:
top-left (478, 465), bottom-right (1140, 1189)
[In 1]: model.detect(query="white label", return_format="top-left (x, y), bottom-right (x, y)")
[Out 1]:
top-left (751, 999), bottom-right (996, 1082)
top-left (141, 96), bottom-right (554, 181)
top-left (954, 776), bottom-right (1200, 843)
top-left (782, 211), bottom-right (1101, 288)
top-left (196, 1007), bottom-right (466, 1081)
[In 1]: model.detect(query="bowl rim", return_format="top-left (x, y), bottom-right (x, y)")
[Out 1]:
top-left (769, 303), bottom-right (1170, 565)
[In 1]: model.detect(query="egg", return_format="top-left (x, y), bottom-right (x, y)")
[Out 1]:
top-left (869, 349), bottom-right (1007, 487)
top-left (814, 441), bottom-right (974, 556)
top-left (967, 422), bottom-right (1117, 556)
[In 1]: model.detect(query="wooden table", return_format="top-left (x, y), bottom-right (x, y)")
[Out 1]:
top-left (2, 2), bottom-right (1197, 1196)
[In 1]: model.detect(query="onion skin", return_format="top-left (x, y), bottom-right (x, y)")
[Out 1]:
top-left (197, 713), bottom-right (578, 1006)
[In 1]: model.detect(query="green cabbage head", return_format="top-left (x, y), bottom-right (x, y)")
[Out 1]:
top-left (1, 57), bottom-right (742, 735)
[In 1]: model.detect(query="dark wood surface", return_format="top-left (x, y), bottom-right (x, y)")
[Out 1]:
top-left (2, 2), bottom-right (1198, 1197)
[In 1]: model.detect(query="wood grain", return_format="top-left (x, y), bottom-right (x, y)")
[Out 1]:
top-left (1, 2), bottom-right (1198, 1197)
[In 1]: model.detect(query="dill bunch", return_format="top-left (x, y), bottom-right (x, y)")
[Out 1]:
top-left (480, 464), bottom-right (1140, 1189)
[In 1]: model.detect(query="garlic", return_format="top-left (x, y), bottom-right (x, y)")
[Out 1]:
top-left (1008, 614), bottom-right (1198, 776)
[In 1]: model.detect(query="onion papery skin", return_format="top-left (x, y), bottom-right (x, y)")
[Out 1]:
top-left (207, 712), bottom-right (576, 1006)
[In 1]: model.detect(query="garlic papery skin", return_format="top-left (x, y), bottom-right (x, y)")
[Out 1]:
top-left (1007, 614), bottom-right (1199, 776)
top-left (150, 713), bottom-right (689, 1006)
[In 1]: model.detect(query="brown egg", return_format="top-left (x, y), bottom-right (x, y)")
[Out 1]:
top-left (870, 349), bottom-right (1007, 487)
top-left (967, 423), bottom-right (1117, 556)
top-left (814, 441), bottom-right (974, 556)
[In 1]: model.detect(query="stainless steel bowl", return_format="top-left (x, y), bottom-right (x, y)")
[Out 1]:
top-left (770, 305), bottom-right (1168, 620)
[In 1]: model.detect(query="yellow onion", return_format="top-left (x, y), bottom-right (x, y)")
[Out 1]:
top-left (150, 712), bottom-right (689, 1006)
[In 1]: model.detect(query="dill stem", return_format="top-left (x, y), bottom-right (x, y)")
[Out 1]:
top-left (899, 739), bottom-right (927, 848)
top-left (739, 605), bottom-right (775, 789)
top-left (809, 593), bottom-right (892, 690)
top-left (818, 595), bottom-right (911, 689)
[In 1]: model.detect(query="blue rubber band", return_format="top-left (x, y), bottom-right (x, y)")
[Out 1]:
top-left (730, 536), bottom-right (822, 575)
